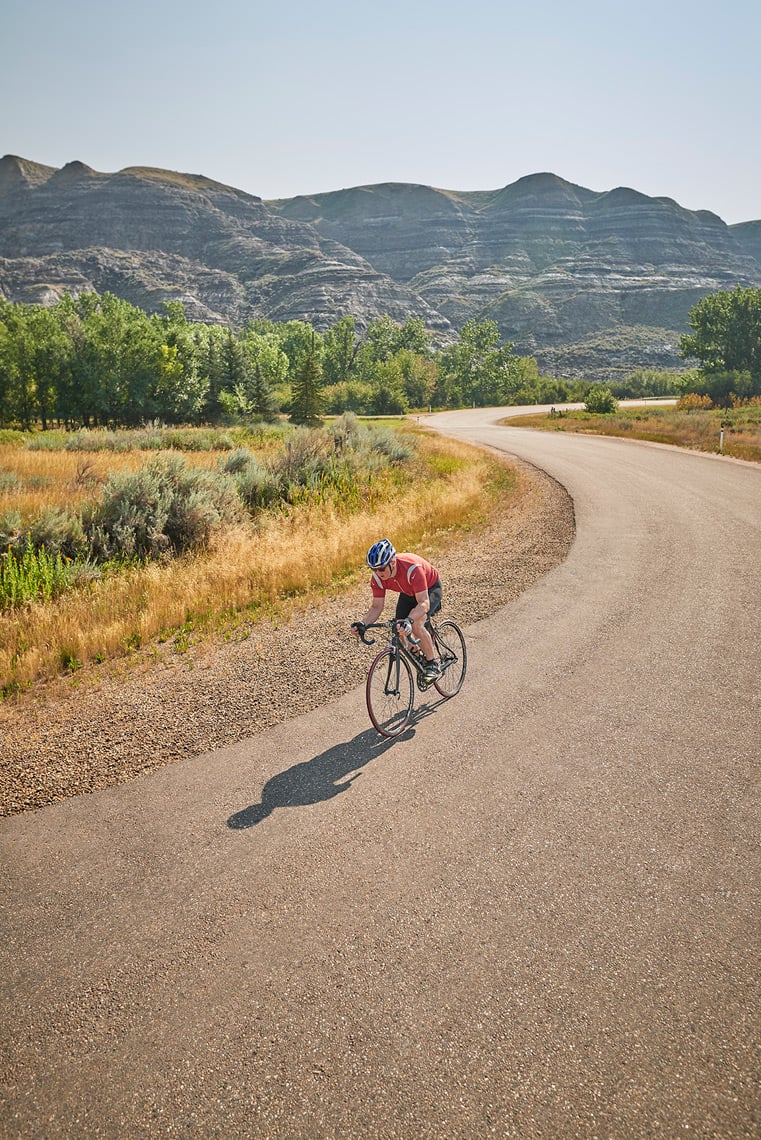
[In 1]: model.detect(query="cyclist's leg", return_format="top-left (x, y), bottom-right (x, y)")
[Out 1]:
top-left (395, 594), bottom-right (415, 622)
top-left (394, 593), bottom-right (421, 659)
top-left (427, 582), bottom-right (442, 620)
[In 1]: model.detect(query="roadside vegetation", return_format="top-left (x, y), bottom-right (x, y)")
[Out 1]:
top-left (503, 400), bottom-right (761, 462)
top-left (505, 286), bottom-right (761, 462)
top-left (0, 416), bottom-right (512, 695)
top-left (2, 283), bottom-right (758, 695)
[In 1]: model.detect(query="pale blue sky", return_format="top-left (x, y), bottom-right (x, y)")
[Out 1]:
top-left (3, 0), bottom-right (759, 223)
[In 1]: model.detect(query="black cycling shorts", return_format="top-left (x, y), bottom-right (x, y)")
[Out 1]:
top-left (395, 581), bottom-right (442, 623)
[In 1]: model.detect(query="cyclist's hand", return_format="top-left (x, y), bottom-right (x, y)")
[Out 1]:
top-left (351, 621), bottom-right (366, 639)
top-left (396, 618), bottom-right (412, 637)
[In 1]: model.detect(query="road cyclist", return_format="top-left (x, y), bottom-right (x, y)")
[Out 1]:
top-left (351, 539), bottom-right (442, 682)
top-left (351, 539), bottom-right (467, 737)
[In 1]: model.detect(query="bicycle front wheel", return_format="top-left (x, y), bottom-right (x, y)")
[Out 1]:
top-left (366, 647), bottom-right (414, 737)
top-left (433, 620), bottom-right (467, 698)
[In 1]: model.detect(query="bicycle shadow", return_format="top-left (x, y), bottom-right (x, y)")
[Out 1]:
top-left (227, 725), bottom-right (414, 830)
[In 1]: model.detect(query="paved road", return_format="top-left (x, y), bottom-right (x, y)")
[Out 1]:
top-left (2, 408), bottom-right (760, 1138)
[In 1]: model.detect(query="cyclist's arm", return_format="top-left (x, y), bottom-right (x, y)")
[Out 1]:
top-left (363, 598), bottom-right (385, 624)
top-left (354, 597), bottom-right (384, 634)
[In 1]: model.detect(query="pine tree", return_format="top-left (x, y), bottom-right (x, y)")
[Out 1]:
top-left (247, 361), bottom-right (279, 421)
top-left (289, 338), bottom-right (324, 426)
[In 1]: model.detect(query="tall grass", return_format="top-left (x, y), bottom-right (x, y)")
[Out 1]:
top-left (0, 444), bottom-right (228, 521)
top-left (504, 406), bottom-right (761, 462)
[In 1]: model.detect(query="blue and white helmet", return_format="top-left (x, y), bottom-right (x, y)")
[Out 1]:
top-left (367, 538), bottom-right (396, 570)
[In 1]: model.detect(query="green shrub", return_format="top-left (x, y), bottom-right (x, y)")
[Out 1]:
top-left (26, 426), bottom-right (238, 453)
top-left (364, 428), bottom-right (415, 462)
top-left (0, 545), bottom-right (74, 609)
top-left (0, 511), bottom-right (24, 553)
top-left (28, 508), bottom-right (87, 559)
top-left (83, 455), bottom-right (242, 561)
top-left (219, 447), bottom-right (253, 475)
top-left (235, 462), bottom-right (282, 510)
top-left (0, 469), bottom-right (22, 492)
top-left (585, 386), bottom-right (619, 414)
top-left (269, 429), bottom-right (333, 490)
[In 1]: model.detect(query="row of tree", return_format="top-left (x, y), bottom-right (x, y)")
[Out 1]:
top-left (2, 285), bottom-right (758, 428)
top-left (0, 295), bottom-right (573, 428)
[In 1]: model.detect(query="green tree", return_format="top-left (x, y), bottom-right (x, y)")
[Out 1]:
top-left (63, 293), bottom-right (163, 425)
top-left (192, 324), bottom-right (231, 419)
top-left (680, 286), bottom-right (761, 401)
top-left (396, 348), bottom-right (437, 409)
top-left (322, 316), bottom-right (360, 386)
top-left (585, 386), bottom-right (618, 414)
top-left (322, 379), bottom-right (374, 415)
top-left (289, 336), bottom-right (324, 426)
top-left (278, 320), bottom-right (324, 377)
top-left (153, 302), bottom-right (209, 422)
top-left (368, 357), bottom-right (409, 415)
top-left (24, 307), bottom-right (69, 428)
top-left (0, 303), bottom-right (38, 428)
top-left (438, 320), bottom-right (518, 407)
top-left (233, 330), bottom-right (286, 420)
top-left (364, 315), bottom-right (431, 362)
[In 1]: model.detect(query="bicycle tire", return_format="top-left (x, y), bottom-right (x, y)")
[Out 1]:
top-left (433, 620), bottom-right (467, 698)
top-left (366, 646), bottom-right (414, 737)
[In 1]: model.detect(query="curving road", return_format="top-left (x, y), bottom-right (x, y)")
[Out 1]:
top-left (2, 408), bottom-right (759, 1138)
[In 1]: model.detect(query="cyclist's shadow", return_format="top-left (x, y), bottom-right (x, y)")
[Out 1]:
top-left (227, 725), bottom-right (413, 830)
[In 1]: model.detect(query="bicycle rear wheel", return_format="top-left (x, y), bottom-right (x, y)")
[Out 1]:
top-left (366, 647), bottom-right (414, 737)
top-left (433, 620), bottom-right (467, 697)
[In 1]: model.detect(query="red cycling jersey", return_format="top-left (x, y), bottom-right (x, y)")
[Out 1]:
top-left (370, 553), bottom-right (440, 600)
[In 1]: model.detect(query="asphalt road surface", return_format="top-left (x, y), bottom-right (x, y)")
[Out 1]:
top-left (2, 408), bottom-right (759, 1138)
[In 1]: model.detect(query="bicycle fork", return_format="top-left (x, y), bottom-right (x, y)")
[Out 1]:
top-left (384, 649), bottom-right (403, 697)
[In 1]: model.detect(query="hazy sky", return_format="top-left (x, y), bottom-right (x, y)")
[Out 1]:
top-left (4, 0), bottom-right (759, 223)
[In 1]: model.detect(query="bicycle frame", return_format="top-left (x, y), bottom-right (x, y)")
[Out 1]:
top-left (360, 615), bottom-right (466, 738)
top-left (360, 619), bottom-right (433, 682)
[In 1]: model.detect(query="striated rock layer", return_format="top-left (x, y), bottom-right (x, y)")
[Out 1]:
top-left (1, 155), bottom-right (760, 378)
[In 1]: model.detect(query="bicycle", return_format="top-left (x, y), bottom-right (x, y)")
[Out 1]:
top-left (356, 615), bottom-right (467, 738)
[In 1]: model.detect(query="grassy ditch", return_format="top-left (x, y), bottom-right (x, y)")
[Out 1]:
top-left (502, 404), bottom-right (761, 463)
top-left (0, 417), bottom-right (513, 694)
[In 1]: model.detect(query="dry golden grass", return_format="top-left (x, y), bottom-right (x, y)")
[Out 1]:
top-left (503, 407), bottom-right (761, 463)
top-left (0, 445), bottom-right (223, 520)
top-left (0, 434), bottom-right (506, 692)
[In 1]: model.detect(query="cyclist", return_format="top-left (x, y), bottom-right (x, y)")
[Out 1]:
top-left (352, 539), bottom-right (442, 682)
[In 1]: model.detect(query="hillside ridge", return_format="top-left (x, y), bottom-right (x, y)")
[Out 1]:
top-left (1, 155), bottom-right (759, 378)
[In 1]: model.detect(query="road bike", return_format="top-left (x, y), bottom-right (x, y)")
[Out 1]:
top-left (357, 616), bottom-right (467, 738)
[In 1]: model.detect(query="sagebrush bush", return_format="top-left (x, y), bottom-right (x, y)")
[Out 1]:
top-left (83, 455), bottom-right (242, 560)
top-left (271, 429), bottom-right (333, 488)
top-left (0, 469), bottom-right (22, 492)
top-left (327, 412), bottom-right (364, 449)
top-left (219, 447), bottom-right (254, 475)
top-left (28, 507), bottom-right (87, 559)
top-left (0, 511), bottom-right (24, 552)
top-left (235, 460), bottom-right (281, 510)
top-left (364, 428), bottom-right (415, 462)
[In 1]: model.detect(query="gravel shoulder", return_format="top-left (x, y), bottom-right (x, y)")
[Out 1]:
top-left (0, 457), bottom-right (574, 817)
